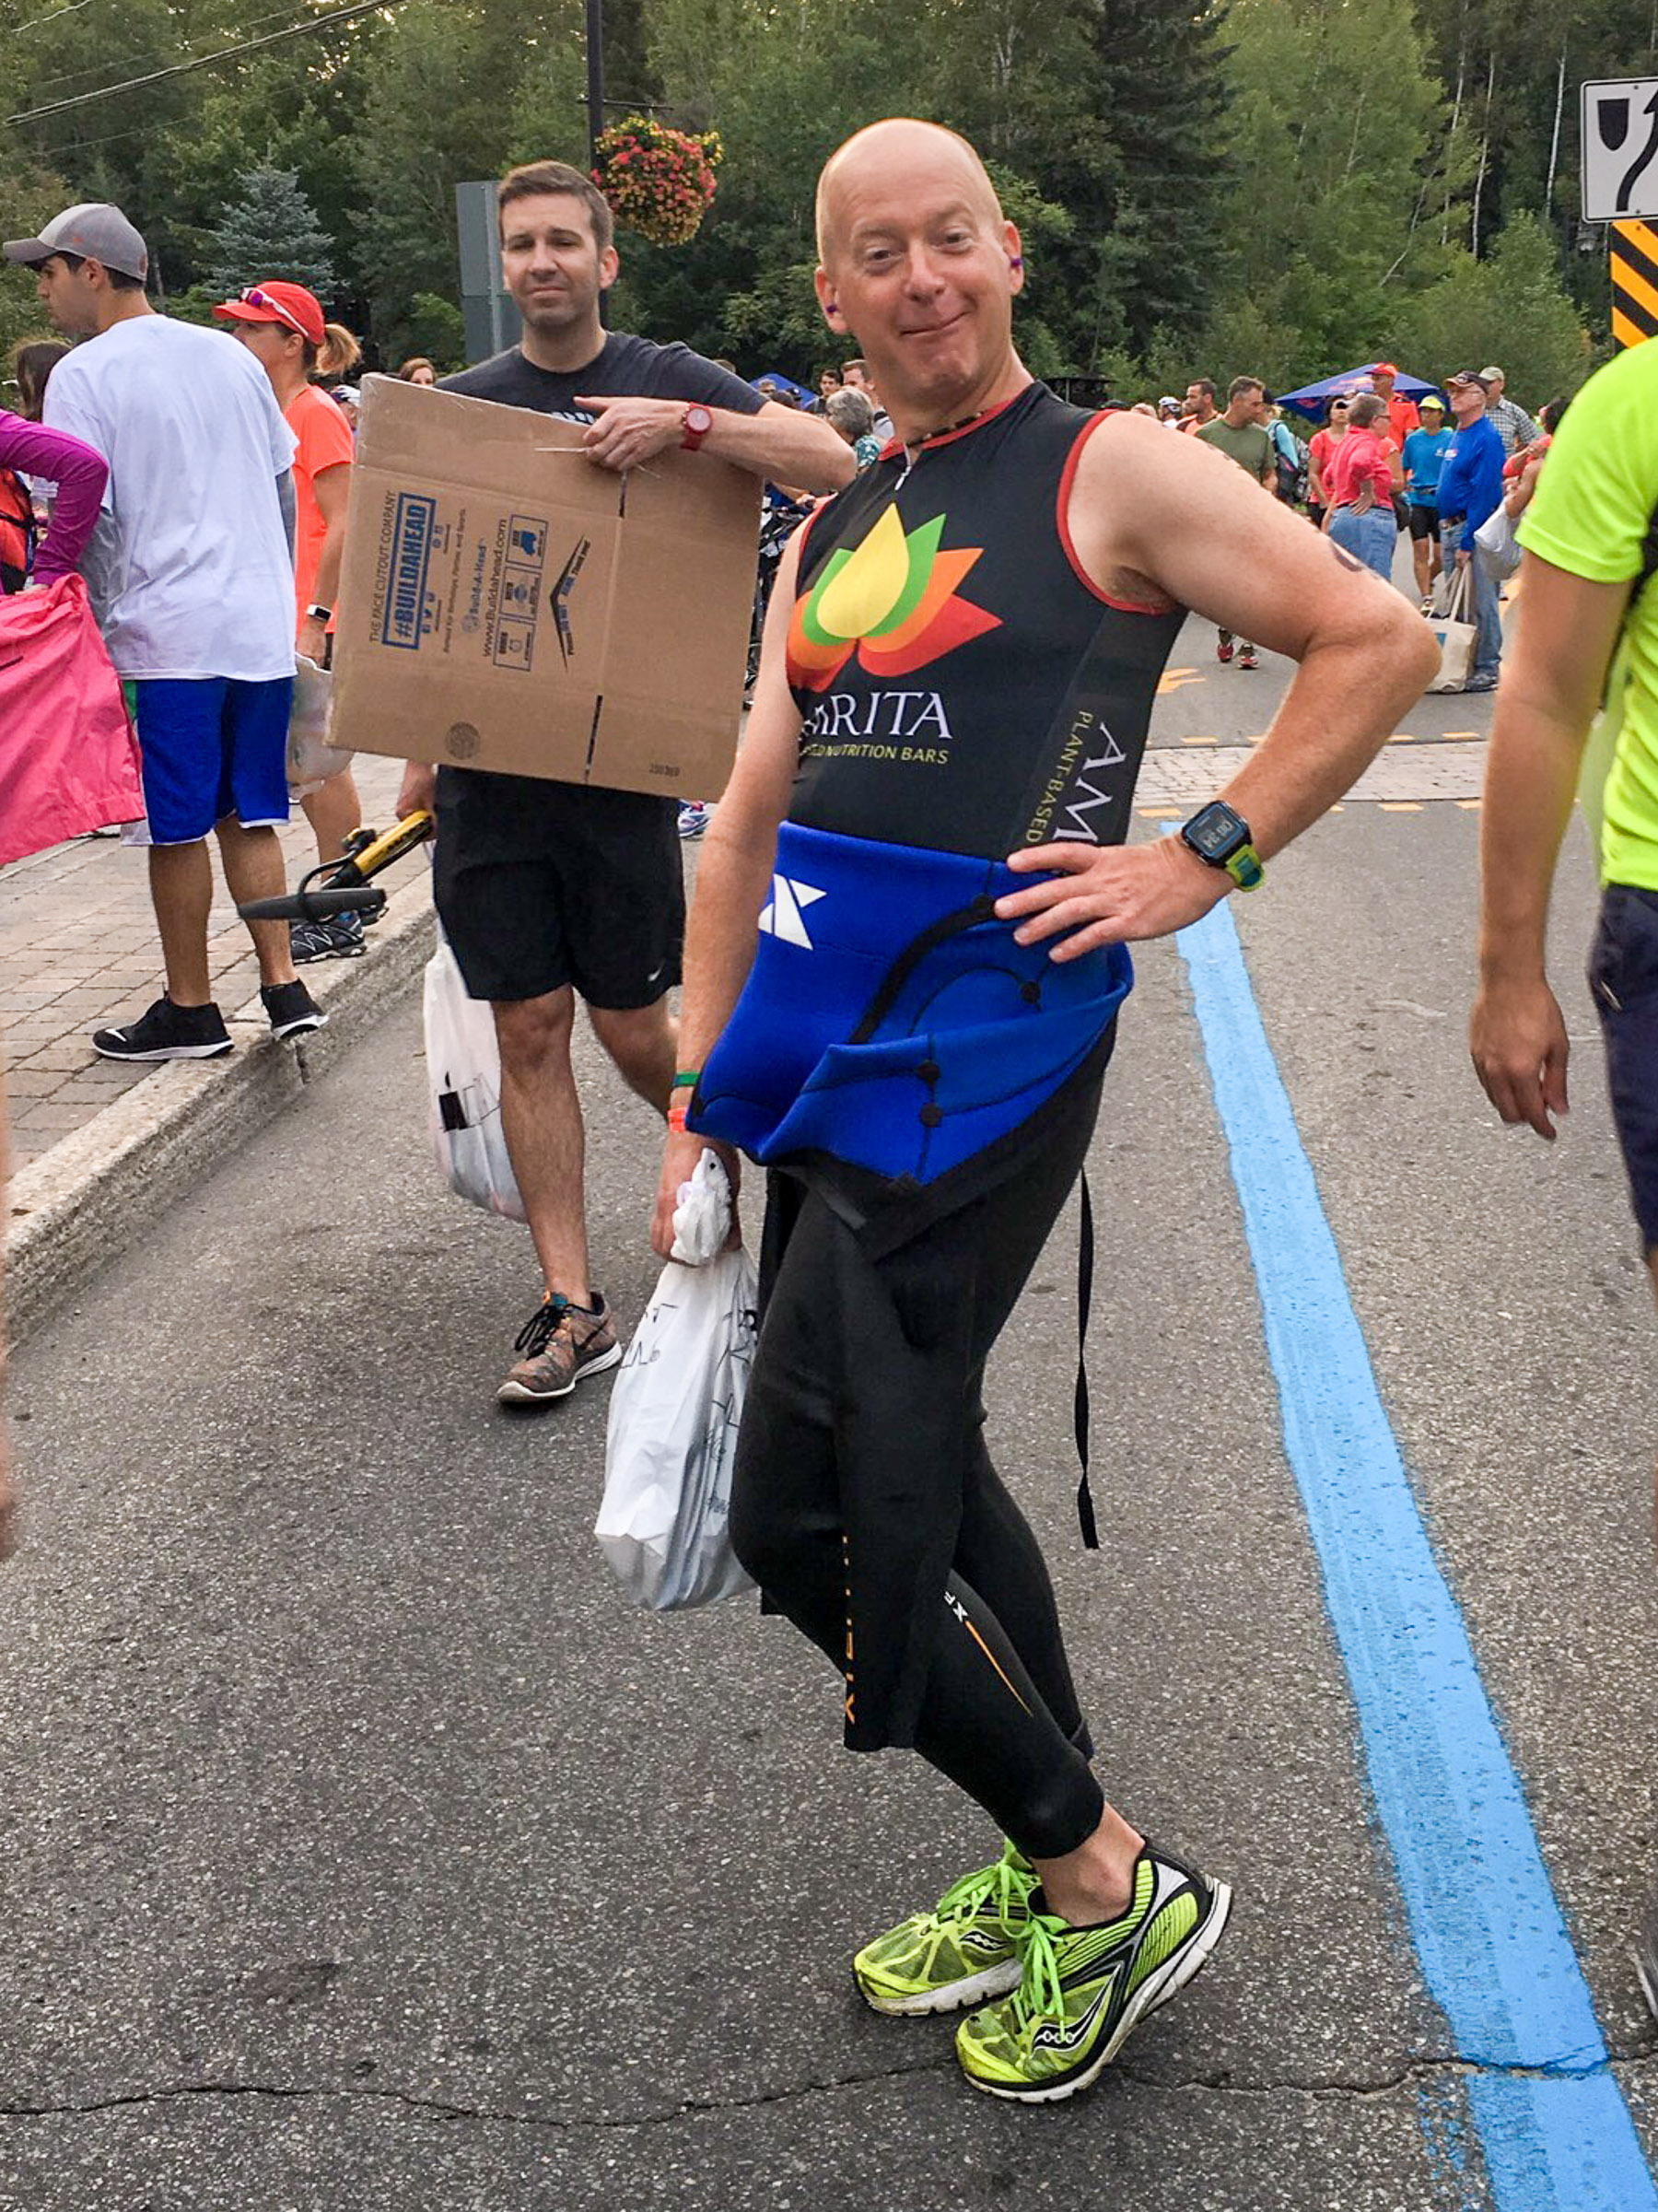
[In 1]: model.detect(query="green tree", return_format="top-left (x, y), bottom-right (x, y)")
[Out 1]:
top-left (1394, 210), bottom-right (1594, 400)
top-left (204, 162), bottom-right (335, 293)
top-left (0, 138), bottom-right (73, 367)
top-left (350, 0), bottom-right (585, 351)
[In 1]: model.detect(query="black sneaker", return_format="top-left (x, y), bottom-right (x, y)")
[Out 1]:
top-left (92, 997), bottom-right (232, 1062)
top-left (290, 911), bottom-right (366, 963)
top-left (261, 980), bottom-right (327, 1040)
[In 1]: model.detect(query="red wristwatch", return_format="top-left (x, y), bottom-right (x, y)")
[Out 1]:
top-left (680, 404), bottom-right (714, 452)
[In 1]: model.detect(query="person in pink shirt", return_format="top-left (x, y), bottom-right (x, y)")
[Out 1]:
top-left (0, 410), bottom-right (107, 592)
top-left (1321, 393), bottom-right (1400, 579)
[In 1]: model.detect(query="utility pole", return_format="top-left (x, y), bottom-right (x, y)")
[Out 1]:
top-left (586, 0), bottom-right (604, 166)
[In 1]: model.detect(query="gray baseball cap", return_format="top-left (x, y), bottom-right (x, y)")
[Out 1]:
top-left (4, 202), bottom-right (148, 282)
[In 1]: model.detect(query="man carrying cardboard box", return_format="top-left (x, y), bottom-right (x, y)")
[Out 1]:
top-left (396, 160), bottom-right (851, 1406)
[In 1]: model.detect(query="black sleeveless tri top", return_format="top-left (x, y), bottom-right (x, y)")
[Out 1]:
top-left (784, 383), bottom-right (1186, 860)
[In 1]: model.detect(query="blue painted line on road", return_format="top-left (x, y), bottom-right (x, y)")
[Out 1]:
top-left (1174, 900), bottom-right (1655, 2212)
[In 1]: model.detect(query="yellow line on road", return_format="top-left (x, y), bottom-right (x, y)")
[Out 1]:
top-left (1379, 802), bottom-right (1423, 813)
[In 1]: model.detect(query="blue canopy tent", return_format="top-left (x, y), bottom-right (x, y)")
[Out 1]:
top-left (751, 370), bottom-right (814, 404)
top-left (1277, 363), bottom-right (1444, 421)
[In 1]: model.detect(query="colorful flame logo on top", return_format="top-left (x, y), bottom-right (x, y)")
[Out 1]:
top-left (787, 505), bottom-right (1002, 692)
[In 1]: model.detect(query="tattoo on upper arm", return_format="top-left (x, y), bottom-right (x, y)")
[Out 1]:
top-left (1326, 541), bottom-right (1363, 573)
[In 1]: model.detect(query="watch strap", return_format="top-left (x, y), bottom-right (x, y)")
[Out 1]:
top-left (1224, 844), bottom-right (1265, 892)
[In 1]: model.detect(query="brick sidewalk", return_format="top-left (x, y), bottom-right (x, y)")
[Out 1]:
top-left (0, 755), bottom-right (428, 1168)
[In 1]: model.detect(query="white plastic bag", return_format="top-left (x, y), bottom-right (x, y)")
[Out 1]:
top-left (1426, 565), bottom-right (1477, 693)
top-left (286, 654), bottom-right (354, 792)
top-left (596, 1243), bottom-right (759, 1611)
top-left (424, 936), bottom-right (526, 1221)
top-left (1473, 504), bottom-right (1522, 580)
top-left (670, 1147), bottom-right (735, 1265)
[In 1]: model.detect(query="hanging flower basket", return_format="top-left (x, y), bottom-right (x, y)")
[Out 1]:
top-left (593, 116), bottom-right (722, 247)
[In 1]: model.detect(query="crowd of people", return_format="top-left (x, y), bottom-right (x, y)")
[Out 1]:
top-left (2, 121), bottom-right (1655, 2123)
top-left (1117, 360), bottom-right (1559, 696)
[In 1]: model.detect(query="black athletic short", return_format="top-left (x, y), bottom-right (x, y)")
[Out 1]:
top-left (433, 767), bottom-right (684, 1008)
top-left (1590, 884), bottom-right (1658, 1253)
top-left (1407, 502), bottom-right (1440, 541)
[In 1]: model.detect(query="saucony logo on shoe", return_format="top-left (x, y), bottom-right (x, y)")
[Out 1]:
top-left (1032, 1967), bottom-right (1120, 2056)
top-left (960, 1926), bottom-right (1016, 1958)
top-left (758, 875), bottom-right (825, 949)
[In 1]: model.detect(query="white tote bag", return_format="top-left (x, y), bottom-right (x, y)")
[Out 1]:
top-left (1427, 565), bottom-right (1477, 693)
top-left (1473, 503), bottom-right (1523, 580)
top-left (596, 1240), bottom-right (759, 1612)
top-left (424, 937), bottom-right (526, 1221)
top-left (286, 654), bottom-right (355, 792)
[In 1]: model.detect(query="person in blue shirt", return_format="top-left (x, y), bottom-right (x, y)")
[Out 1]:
top-left (1399, 393), bottom-right (1452, 608)
top-left (1434, 370), bottom-right (1507, 691)
top-left (1264, 395), bottom-right (1305, 506)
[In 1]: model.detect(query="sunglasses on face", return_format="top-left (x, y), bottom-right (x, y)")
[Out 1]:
top-left (239, 286), bottom-right (309, 338)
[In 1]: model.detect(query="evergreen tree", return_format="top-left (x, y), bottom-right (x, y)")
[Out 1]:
top-left (1032, 0), bottom-right (1232, 369)
top-left (1092, 0), bottom-right (1233, 354)
top-left (205, 163), bottom-right (336, 296)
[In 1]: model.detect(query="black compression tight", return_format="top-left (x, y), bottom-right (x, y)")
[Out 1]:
top-left (730, 1118), bottom-right (1107, 1862)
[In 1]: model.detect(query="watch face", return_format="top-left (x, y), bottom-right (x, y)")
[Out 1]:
top-left (1185, 802), bottom-right (1246, 861)
top-left (685, 405), bottom-right (713, 434)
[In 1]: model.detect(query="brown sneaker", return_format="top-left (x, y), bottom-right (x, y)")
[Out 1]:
top-left (497, 1292), bottom-right (621, 1405)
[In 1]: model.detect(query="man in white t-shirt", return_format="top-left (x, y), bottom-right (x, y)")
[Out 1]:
top-left (4, 203), bottom-right (323, 1060)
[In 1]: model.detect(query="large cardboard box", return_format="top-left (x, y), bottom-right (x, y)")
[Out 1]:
top-left (331, 376), bottom-right (760, 797)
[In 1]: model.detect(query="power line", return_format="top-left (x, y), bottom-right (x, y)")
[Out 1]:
top-left (12, 0), bottom-right (97, 34)
top-left (6, 0), bottom-right (403, 125)
top-left (17, 1), bottom-right (334, 103)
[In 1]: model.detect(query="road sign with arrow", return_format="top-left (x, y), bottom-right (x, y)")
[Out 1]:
top-left (1582, 77), bottom-right (1658, 220)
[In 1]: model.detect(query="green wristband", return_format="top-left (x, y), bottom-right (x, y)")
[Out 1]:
top-left (671, 1071), bottom-right (700, 1091)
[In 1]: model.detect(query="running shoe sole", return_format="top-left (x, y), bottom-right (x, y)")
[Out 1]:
top-left (270, 1012), bottom-right (328, 1041)
top-left (92, 1036), bottom-right (233, 1061)
top-left (496, 1340), bottom-right (623, 1404)
top-left (860, 1957), bottom-right (1024, 2018)
top-left (292, 941), bottom-right (366, 963)
top-left (966, 1880), bottom-right (1232, 2104)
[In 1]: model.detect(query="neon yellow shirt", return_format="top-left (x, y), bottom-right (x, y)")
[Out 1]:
top-left (1518, 342), bottom-right (1658, 890)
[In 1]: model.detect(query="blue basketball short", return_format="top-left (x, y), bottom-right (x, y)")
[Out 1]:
top-left (129, 675), bottom-right (293, 847)
top-left (1589, 883), bottom-right (1658, 1255)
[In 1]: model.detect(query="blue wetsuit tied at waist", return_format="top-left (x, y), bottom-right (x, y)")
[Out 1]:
top-left (689, 820), bottom-right (1132, 1190)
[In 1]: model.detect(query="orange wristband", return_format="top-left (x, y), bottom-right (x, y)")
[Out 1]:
top-left (667, 1101), bottom-right (689, 1132)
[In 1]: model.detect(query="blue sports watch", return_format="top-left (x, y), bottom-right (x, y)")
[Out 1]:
top-left (1180, 801), bottom-right (1265, 891)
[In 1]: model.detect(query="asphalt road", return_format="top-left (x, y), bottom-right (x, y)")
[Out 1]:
top-left (3, 611), bottom-right (1656, 2211)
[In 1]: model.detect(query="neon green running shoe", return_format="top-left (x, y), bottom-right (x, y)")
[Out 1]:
top-left (955, 1843), bottom-right (1232, 2101)
top-left (854, 1840), bottom-right (1039, 2017)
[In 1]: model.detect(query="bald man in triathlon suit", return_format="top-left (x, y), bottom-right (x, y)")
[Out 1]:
top-left (650, 121), bottom-right (1438, 2102)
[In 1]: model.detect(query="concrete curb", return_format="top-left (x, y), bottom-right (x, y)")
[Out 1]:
top-left (6, 874), bottom-right (435, 1345)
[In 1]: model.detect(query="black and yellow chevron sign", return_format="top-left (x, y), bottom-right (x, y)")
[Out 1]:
top-left (1611, 218), bottom-right (1658, 346)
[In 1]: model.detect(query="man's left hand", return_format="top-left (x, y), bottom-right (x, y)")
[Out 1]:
top-left (576, 394), bottom-right (685, 473)
top-left (297, 615), bottom-right (328, 667)
top-left (1455, 547), bottom-right (1471, 568)
top-left (997, 835), bottom-right (1230, 959)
